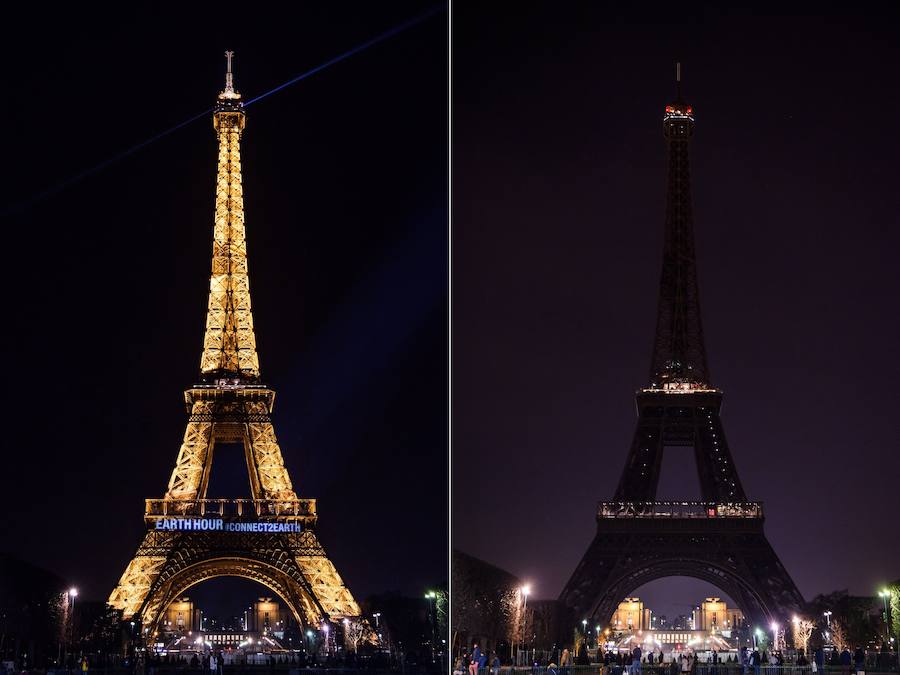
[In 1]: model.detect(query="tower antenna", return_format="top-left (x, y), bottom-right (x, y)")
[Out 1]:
top-left (224, 50), bottom-right (235, 94)
top-left (676, 61), bottom-right (682, 100)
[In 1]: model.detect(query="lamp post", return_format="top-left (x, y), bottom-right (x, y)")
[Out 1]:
top-left (343, 617), bottom-right (350, 653)
top-left (595, 626), bottom-right (601, 651)
top-left (878, 590), bottom-right (891, 648)
top-left (582, 619), bottom-right (588, 650)
top-left (67, 588), bottom-right (78, 664)
top-left (518, 585), bottom-right (531, 666)
top-left (425, 591), bottom-right (438, 662)
top-left (770, 622), bottom-right (779, 652)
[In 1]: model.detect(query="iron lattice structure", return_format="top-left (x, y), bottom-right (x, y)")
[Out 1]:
top-left (108, 55), bottom-right (362, 636)
top-left (560, 71), bottom-right (804, 629)
top-left (649, 82), bottom-right (709, 389)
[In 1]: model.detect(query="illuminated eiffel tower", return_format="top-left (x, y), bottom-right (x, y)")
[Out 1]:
top-left (108, 53), bottom-right (362, 638)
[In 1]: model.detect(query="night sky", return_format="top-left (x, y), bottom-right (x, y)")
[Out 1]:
top-left (452, 3), bottom-right (899, 617)
top-left (0, 2), bottom-right (447, 612)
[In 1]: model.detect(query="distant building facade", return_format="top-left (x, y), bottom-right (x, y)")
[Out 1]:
top-left (612, 598), bottom-right (652, 632)
top-left (606, 596), bottom-right (745, 654)
top-left (162, 597), bottom-right (201, 633)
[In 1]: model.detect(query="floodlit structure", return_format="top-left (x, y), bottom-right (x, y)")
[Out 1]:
top-left (108, 53), bottom-right (362, 638)
top-left (693, 598), bottom-right (744, 633)
top-left (161, 597), bottom-right (201, 633)
top-left (612, 598), bottom-right (652, 632)
top-left (559, 64), bottom-right (804, 628)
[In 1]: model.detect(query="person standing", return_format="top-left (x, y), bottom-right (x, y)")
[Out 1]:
top-left (560, 648), bottom-right (572, 675)
top-left (839, 647), bottom-right (852, 675)
top-left (681, 652), bottom-right (692, 675)
top-left (632, 645), bottom-right (643, 675)
top-left (751, 647), bottom-right (762, 675)
top-left (853, 646), bottom-right (865, 674)
top-left (469, 644), bottom-right (482, 675)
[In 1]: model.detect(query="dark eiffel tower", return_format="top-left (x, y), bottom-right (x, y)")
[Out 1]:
top-left (559, 66), bottom-right (804, 629)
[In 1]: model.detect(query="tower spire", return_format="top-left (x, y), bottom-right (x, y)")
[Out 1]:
top-left (224, 50), bottom-right (235, 95)
top-left (649, 65), bottom-right (709, 390)
top-left (676, 61), bottom-right (682, 100)
top-left (201, 51), bottom-right (259, 382)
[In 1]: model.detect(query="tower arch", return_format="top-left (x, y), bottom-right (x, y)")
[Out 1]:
top-left (586, 559), bottom-right (772, 629)
top-left (140, 557), bottom-right (317, 635)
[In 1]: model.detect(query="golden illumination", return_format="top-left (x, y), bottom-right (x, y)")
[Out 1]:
top-left (200, 102), bottom-right (259, 377)
top-left (107, 53), bottom-right (364, 637)
top-left (612, 598), bottom-right (651, 632)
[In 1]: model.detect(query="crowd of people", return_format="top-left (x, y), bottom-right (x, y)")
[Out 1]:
top-left (454, 641), bottom-right (897, 675)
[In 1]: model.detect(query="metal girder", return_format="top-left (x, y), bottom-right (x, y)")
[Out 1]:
top-left (201, 104), bottom-right (259, 380)
top-left (650, 98), bottom-right (709, 388)
top-left (614, 392), bottom-right (747, 502)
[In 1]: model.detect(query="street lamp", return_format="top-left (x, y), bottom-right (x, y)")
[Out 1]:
top-left (518, 585), bottom-right (531, 666)
top-left (425, 591), bottom-right (438, 662)
top-left (878, 589), bottom-right (891, 647)
top-left (373, 612), bottom-right (381, 630)
top-left (68, 589), bottom-right (78, 640)
top-left (62, 588), bottom-right (78, 666)
top-left (771, 623), bottom-right (779, 651)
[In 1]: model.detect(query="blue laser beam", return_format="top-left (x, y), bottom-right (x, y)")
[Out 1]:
top-left (1, 108), bottom-right (214, 217)
top-left (243, 3), bottom-right (445, 108)
top-left (1, 3), bottom-right (445, 218)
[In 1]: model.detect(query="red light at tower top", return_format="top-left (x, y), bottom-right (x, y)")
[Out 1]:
top-left (664, 63), bottom-right (694, 120)
top-left (663, 103), bottom-right (694, 119)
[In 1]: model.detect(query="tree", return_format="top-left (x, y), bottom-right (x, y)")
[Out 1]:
top-left (451, 550), bottom-right (520, 655)
top-left (775, 626), bottom-right (787, 652)
top-left (435, 588), bottom-right (448, 647)
top-left (343, 620), bottom-right (366, 653)
top-left (792, 618), bottom-right (814, 654)
top-left (888, 581), bottom-right (900, 648)
top-left (573, 629), bottom-right (584, 657)
top-left (831, 621), bottom-right (848, 653)
top-left (807, 590), bottom-right (880, 650)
